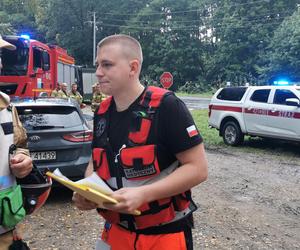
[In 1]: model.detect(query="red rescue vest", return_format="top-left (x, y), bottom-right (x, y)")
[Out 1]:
top-left (92, 86), bottom-right (196, 231)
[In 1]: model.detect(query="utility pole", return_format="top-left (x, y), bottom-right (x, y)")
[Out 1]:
top-left (85, 11), bottom-right (98, 66)
top-left (93, 12), bottom-right (96, 66)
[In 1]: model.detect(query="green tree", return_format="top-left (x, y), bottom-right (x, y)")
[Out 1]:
top-left (1, 0), bottom-right (299, 90)
top-left (38, 0), bottom-right (149, 65)
top-left (263, 8), bottom-right (300, 83)
top-left (0, 0), bottom-right (43, 38)
top-left (120, 0), bottom-right (210, 90)
top-left (0, 11), bottom-right (14, 34)
top-left (205, 0), bottom-right (299, 86)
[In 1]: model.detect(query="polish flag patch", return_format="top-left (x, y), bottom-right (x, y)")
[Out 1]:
top-left (186, 125), bottom-right (198, 137)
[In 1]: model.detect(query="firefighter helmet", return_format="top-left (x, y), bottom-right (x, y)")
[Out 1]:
top-left (17, 165), bottom-right (52, 215)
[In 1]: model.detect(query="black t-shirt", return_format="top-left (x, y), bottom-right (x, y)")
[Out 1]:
top-left (93, 90), bottom-right (203, 168)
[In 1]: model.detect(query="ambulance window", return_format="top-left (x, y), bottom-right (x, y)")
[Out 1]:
top-left (250, 89), bottom-right (270, 103)
top-left (273, 89), bottom-right (299, 105)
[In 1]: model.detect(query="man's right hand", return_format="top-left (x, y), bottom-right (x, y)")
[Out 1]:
top-left (72, 192), bottom-right (98, 210)
top-left (10, 153), bottom-right (33, 178)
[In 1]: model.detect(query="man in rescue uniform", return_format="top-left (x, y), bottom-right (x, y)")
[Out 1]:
top-left (57, 82), bottom-right (69, 98)
top-left (0, 35), bottom-right (33, 250)
top-left (73, 34), bottom-right (208, 250)
top-left (51, 83), bottom-right (61, 97)
top-left (69, 83), bottom-right (83, 105)
top-left (91, 83), bottom-right (105, 112)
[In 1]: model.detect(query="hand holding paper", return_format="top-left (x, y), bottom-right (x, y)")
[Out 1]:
top-left (104, 186), bottom-right (148, 216)
top-left (46, 169), bottom-right (141, 215)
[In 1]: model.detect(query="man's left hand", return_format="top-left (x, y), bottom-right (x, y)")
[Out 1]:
top-left (103, 187), bottom-right (148, 214)
top-left (10, 153), bottom-right (33, 178)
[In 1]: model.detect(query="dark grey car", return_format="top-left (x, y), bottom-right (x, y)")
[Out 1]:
top-left (14, 98), bottom-right (92, 180)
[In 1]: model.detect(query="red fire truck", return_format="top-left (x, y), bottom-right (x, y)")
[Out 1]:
top-left (0, 35), bottom-right (77, 98)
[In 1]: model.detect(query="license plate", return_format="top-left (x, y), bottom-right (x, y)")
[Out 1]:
top-left (30, 151), bottom-right (56, 161)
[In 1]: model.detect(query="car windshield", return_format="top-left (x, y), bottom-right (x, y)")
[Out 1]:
top-left (17, 106), bottom-right (83, 130)
top-left (0, 40), bottom-right (29, 76)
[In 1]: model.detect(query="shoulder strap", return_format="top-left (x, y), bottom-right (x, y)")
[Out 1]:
top-left (127, 86), bottom-right (173, 146)
top-left (97, 96), bottom-right (113, 115)
top-left (139, 86), bottom-right (171, 109)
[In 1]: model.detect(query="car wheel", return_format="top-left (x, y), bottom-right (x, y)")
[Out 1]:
top-left (222, 121), bottom-right (244, 146)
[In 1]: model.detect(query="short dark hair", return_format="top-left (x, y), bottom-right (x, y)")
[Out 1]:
top-left (97, 34), bottom-right (143, 64)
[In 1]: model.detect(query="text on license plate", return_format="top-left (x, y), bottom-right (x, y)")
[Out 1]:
top-left (30, 151), bottom-right (56, 160)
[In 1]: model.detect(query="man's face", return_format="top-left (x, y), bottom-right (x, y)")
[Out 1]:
top-left (62, 85), bottom-right (67, 91)
top-left (72, 84), bottom-right (77, 92)
top-left (95, 44), bottom-right (131, 96)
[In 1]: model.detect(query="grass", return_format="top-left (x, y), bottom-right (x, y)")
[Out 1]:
top-left (191, 109), bottom-right (223, 146)
top-left (191, 109), bottom-right (300, 158)
top-left (175, 91), bottom-right (214, 98)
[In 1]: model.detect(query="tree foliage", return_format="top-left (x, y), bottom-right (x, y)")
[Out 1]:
top-left (204, 0), bottom-right (299, 86)
top-left (263, 8), bottom-right (300, 83)
top-left (0, 0), bottom-right (300, 91)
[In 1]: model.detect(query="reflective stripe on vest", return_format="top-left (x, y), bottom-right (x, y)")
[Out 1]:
top-left (93, 86), bottom-right (194, 230)
top-left (0, 107), bottom-right (17, 234)
top-left (0, 108), bottom-right (15, 187)
top-left (105, 160), bottom-right (179, 189)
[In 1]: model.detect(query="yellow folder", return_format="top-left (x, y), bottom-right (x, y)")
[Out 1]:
top-left (46, 171), bottom-right (140, 216)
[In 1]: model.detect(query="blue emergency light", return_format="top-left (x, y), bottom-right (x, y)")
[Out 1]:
top-left (273, 79), bottom-right (289, 85)
top-left (20, 34), bottom-right (30, 40)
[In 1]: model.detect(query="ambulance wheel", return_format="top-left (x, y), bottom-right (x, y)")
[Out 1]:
top-left (222, 121), bottom-right (244, 146)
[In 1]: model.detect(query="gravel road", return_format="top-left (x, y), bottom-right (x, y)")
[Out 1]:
top-left (23, 144), bottom-right (300, 250)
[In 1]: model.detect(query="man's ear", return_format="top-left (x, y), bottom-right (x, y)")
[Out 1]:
top-left (129, 59), bottom-right (140, 76)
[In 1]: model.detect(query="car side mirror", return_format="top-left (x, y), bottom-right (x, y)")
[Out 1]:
top-left (285, 98), bottom-right (300, 107)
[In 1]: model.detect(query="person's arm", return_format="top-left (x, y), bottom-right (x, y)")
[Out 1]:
top-left (10, 105), bottom-right (33, 178)
top-left (104, 143), bottom-right (208, 214)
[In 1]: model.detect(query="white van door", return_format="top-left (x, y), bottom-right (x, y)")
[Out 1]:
top-left (243, 88), bottom-right (273, 136)
top-left (266, 88), bottom-right (300, 140)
